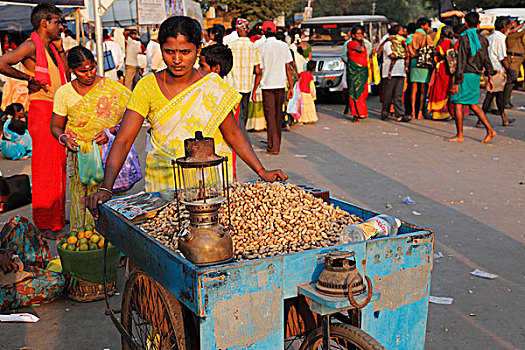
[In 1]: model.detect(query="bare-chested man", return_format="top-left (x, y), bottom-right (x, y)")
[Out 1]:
top-left (0, 3), bottom-right (68, 238)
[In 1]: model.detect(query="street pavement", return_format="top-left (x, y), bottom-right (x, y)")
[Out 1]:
top-left (0, 91), bottom-right (524, 349)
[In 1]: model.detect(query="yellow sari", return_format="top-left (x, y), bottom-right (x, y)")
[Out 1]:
top-left (53, 78), bottom-right (131, 229)
top-left (127, 72), bottom-right (241, 192)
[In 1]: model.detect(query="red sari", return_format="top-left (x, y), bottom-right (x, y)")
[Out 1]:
top-left (428, 39), bottom-right (453, 119)
top-left (347, 41), bottom-right (369, 118)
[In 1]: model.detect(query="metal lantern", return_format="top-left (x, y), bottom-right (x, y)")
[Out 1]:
top-left (172, 131), bottom-right (233, 266)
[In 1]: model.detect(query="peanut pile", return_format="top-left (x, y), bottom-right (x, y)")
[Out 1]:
top-left (222, 182), bottom-right (362, 260)
top-left (138, 182), bottom-right (362, 260)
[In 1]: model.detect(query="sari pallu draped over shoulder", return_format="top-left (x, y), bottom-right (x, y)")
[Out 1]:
top-left (346, 59), bottom-right (369, 102)
top-left (65, 78), bottom-right (130, 154)
top-left (146, 73), bottom-right (241, 192)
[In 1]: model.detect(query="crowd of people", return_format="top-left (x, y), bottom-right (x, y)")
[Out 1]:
top-left (371, 12), bottom-right (523, 143)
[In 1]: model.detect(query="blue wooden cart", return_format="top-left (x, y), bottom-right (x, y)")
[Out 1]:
top-left (97, 197), bottom-right (433, 350)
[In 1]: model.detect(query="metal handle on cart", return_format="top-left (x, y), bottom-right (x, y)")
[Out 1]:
top-left (348, 275), bottom-right (373, 309)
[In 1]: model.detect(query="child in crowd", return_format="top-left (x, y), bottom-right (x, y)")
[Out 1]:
top-left (0, 104), bottom-right (32, 160)
top-left (297, 60), bottom-right (318, 124)
top-left (198, 43), bottom-right (233, 78)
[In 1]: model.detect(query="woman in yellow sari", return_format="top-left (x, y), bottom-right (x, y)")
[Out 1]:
top-left (51, 46), bottom-right (131, 229)
top-left (87, 16), bottom-right (287, 217)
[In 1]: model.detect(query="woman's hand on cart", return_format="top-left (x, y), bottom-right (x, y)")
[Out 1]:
top-left (259, 169), bottom-right (288, 182)
top-left (87, 189), bottom-right (112, 220)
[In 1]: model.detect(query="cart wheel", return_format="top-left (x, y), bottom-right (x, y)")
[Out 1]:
top-left (121, 270), bottom-right (196, 350)
top-left (298, 324), bottom-right (385, 350)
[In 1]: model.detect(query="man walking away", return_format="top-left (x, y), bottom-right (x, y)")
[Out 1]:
top-left (481, 16), bottom-right (514, 127)
top-left (0, 3), bottom-right (67, 236)
top-left (259, 21), bottom-right (294, 155)
top-left (381, 25), bottom-right (410, 122)
top-left (503, 18), bottom-right (525, 109)
top-left (145, 29), bottom-right (165, 76)
top-left (125, 30), bottom-right (141, 90)
top-left (447, 12), bottom-right (496, 143)
top-left (226, 18), bottom-right (262, 132)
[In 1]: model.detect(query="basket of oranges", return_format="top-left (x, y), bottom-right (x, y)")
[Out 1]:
top-left (57, 224), bottom-right (120, 302)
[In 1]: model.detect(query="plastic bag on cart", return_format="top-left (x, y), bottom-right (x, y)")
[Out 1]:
top-left (101, 129), bottom-right (142, 193)
top-left (78, 140), bottom-right (104, 186)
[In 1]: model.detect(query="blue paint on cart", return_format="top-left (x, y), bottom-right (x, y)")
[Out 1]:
top-left (98, 197), bottom-right (433, 349)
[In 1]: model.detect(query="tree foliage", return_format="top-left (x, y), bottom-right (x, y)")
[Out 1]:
top-left (207, 0), bottom-right (299, 22)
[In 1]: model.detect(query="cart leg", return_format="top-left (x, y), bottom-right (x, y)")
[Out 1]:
top-left (322, 315), bottom-right (330, 350)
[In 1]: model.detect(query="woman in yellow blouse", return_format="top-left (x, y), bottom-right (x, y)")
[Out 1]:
top-left (51, 46), bottom-right (131, 229)
top-left (87, 16), bottom-right (287, 217)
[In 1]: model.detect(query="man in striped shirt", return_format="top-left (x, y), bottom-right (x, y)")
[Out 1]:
top-left (226, 18), bottom-right (262, 131)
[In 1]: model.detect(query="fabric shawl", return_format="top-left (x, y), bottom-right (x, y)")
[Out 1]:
top-left (30, 32), bottom-right (66, 86)
top-left (461, 28), bottom-right (482, 57)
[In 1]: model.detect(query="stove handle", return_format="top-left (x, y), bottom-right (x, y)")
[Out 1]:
top-left (348, 275), bottom-right (373, 309)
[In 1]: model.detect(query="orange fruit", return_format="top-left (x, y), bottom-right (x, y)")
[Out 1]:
top-left (84, 231), bottom-right (93, 239)
top-left (67, 236), bottom-right (78, 245)
top-left (89, 243), bottom-right (98, 251)
top-left (61, 243), bottom-right (67, 250)
top-left (84, 223), bottom-right (95, 232)
top-left (78, 238), bottom-right (88, 245)
top-left (68, 229), bottom-right (79, 237)
top-left (66, 243), bottom-right (76, 251)
top-left (90, 235), bottom-right (100, 244)
top-left (97, 237), bottom-right (105, 249)
top-left (77, 231), bottom-right (85, 239)
top-left (79, 244), bottom-right (89, 251)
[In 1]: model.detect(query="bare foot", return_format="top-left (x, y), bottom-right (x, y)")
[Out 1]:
top-left (481, 132), bottom-right (496, 144)
top-left (445, 136), bottom-right (464, 143)
top-left (352, 117), bottom-right (360, 123)
top-left (417, 113), bottom-right (424, 120)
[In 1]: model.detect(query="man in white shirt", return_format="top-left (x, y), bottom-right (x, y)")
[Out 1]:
top-left (380, 25), bottom-right (409, 122)
top-left (125, 30), bottom-right (142, 89)
top-left (259, 21), bottom-right (294, 155)
top-left (223, 18), bottom-right (239, 45)
top-left (95, 29), bottom-right (124, 82)
top-left (226, 18), bottom-right (262, 131)
top-left (145, 29), bottom-right (165, 76)
top-left (481, 16), bottom-right (514, 126)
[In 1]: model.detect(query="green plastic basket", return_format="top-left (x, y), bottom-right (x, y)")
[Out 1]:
top-left (57, 244), bottom-right (119, 285)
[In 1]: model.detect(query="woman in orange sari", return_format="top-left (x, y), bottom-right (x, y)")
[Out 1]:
top-left (346, 26), bottom-right (369, 123)
top-left (428, 26), bottom-right (455, 120)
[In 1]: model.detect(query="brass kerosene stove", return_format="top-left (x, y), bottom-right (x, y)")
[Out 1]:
top-left (172, 131), bottom-right (233, 266)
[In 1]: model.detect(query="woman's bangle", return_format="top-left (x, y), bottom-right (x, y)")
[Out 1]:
top-left (58, 133), bottom-right (68, 146)
top-left (98, 187), bottom-right (113, 197)
top-left (256, 168), bottom-right (265, 177)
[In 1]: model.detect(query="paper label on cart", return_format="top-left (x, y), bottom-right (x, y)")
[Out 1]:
top-left (358, 218), bottom-right (389, 239)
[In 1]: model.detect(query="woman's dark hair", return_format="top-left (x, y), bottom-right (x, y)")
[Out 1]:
top-left (351, 25), bottom-right (364, 36)
top-left (306, 60), bottom-right (316, 72)
top-left (5, 103), bottom-right (24, 118)
top-left (210, 25), bottom-right (225, 44)
top-left (440, 25), bottom-right (455, 40)
top-left (67, 46), bottom-right (95, 70)
top-left (159, 16), bottom-right (202, 48)
top-left (389, 24), bottom-right (401, 36)
top-left (407, 22), bottom-right (417, 34)
top-left (453, 23), bottom-right (467, 36)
